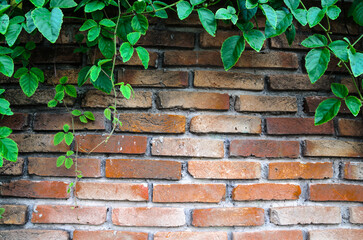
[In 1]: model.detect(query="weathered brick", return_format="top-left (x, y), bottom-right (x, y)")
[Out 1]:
top-left (89, 50), bottom-right (158, 67)
top-left (112, 207), bottom-right (185, 227)
top-left (194, 70), bottom-right (264, 90)
top-left (4, 89), bottom-right (75, 106)
top-left (350, 206), bottom-right (363, 224)
top-left (200, 30), bottom-right (237, 48)
top-left (157, 91), bottom-right (229, 110)
top-left (31, 46), bottom-right (82, 64)
top-left (32, 205), bottom-right (107, 225)
top-left (0, 230), bottom-right (69, 240)
top-left (154, 232), bottom-right (228, 240)
top-left (230, 140), bottom-right (300, 158)
top-left (10, 134), bottom-right (69, 152)
top-left (82, 90), bottom-right (152, 108)
top-left (76, 134), bottom-right (147, 154)
top-left (304, 96), bottom-right (350, 113)
top-left (0, 113), bottom-right (29, 130)
top-left (153, 184), bottom-right (225, 203)
top-left (138, 30), bottom-right (194, 48)
top-left (44, 69), bottom-right (80, 85)
top-left (75, 182), bottom-right (148, 201)
top-left (0, 180), bottom-right (69, 199)
top-left (339, 119), bottom-right (363, 137)
top-left (188, 161), bottom-right (260, 179)
top-left (233, 230), bottom-right (303, 240)
top-left (73, 230), bottom-right (148, 240)
top-left (310, 184), bottom-right (363, 202)
top-left (270, 206), bottom-right (341, 225)
top-left (270, 33), bottom-right (307, 50)
top-left (235, 95), bottom-right (298, 112)
top-left (119, 70), bottom-right (188, 88)
top-left (190, 115), bottom-right (261, 134)
top-left (342, 77), bottom-right (359, 94)
top-left (304, 140), bottom-right (363, 158)
top-left (116, 113), bottom-right (186, 133)
top-left (269, 74), bottom-right (331, 91)
top-left (152, 137), bottom-right (224, 158)
top-left (0, 205), bottom-right (27, 225)
top-left (0, 158), bottom-right (24, 176)
top-left (309, 229), bottom-right (363, 240)
top-left (34, 113), bottom-right (105, 130)
top-left (269, 162), bottom-right (333, 180)
top-left (28, 157), bottom-right (101, 177)
top-left (266, 117), bottom-right (334, 135)
top-left (106, 159), bottom-right (181, 180)
top-left (344, 162), bottom-right (363, 180)
top-left (232, 183), bottom-right (301, 201)
top-left (192, 208), bottom-right (264, 227)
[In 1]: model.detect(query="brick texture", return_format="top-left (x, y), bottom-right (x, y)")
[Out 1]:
top-left (0, 205), bottom-right (27, 225)
top-left (304, 140), bottom-right (363, 158)
top-left (0, 230), bottom-right (69, 240)
top-left (73, 230), bottom-right (148, 240)
top-left (0, 158), bottom-right (24, 176)
top-left (344, 162), bottom-right (363, 180)
top-left (269, 162), bottom-right (333, 179)
top-left (154, 232), bottom-right (228, 240)
top-left (269, 75), bottom-right (331, 91)
top-left (0, 113), bottom-right (29, 130)
top-left (339, 119), bottom-right (363, 137)
top-left (350, 207), bottom-right (363, 224)
top-left (233, 230), bottom-right (303, 240)
top-left (10, 134), bottom-right (69, 152)
top-left (310, 184), bottom-right (363, 202)
top-left (309, 229), bottom-right (363, 240)
top-left (34, 113), bottom-right (105, 130)
top-left (235, 95), bottom-right (297, 112)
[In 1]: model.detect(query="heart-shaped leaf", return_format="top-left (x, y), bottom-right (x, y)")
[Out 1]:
top-left (32, 7), bottom-right (63, 43)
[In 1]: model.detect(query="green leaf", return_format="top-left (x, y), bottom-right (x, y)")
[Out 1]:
top-left (116, 17), bottom-right (133, 42)
top-left (307, 7), bottom-right (326, 28)
top-left (65, 157), bottom-right (73, 169)
top-left (30, 0), bottom-right (46, 7)
top-left (345, 96), bottom-right (362, 116)
top-left (24, 11), bottom-right (36, 34)
top-left (0, 55), bottom-right (14, 77)
top-left (198, 8), bottom-right (216, 37)
top-left (90, 65), bottom-right (102, 82)
top-left (66, 150), bottom-right (74, 156)
top-left (98, 37), bottom-right (115, 59)
top-left (292, 9), bottom-right (307, 26)
top-left (50, 0), bottom-right (77, 8)
top-left (104, 108), bottom-right (111, 120)
top-left (0, 207), bottom-right (4, 216)
top-left (127, 32), bottom-right (141, 45)
top-left (136, 46), bottom-right (149, 69)
top-left (63, 124), bottom-right (70, 132)
top-left (243, 29), bottom-right (265, 52)
top-left (19, 72), bottom-right (39, 97)
top-left (0, 138), bottom-right (18, 162)
top-left (30, 68), bottom-right (44, 83)
top-left (133, 0), bottom-right (146, 13)
top-left (190, 0), bottom-right (206, 6)
top-left (329, 40), bottom-right (348, 62)
top-left (56, 155), bottom-right (65, 167)
top-left (92, 69), bottom-right (113, 94)
top-left (284, 0), bottom-right (299, 10)
top-left (265, 10), bottom-right (293, 38)
top-left (305, 48), bottom-right (330, 83)
top-left (5, 22), bottom-right (22, 47)
top-left (65, 85), bottom-right (77, 97)
top-left (176, 1), bottom-right (193, 20)
top-left (131, 14), bottom-right (148, 35)
top-left (54, 132), bottom-right (65, 145)
top-left (120, 83), bottom-right (132, 99)
top-left (238, 0), bottom-right (257, 22)
top-left (0, 46), bottom-right (12, 55)
top-left (0, 127), bottom-right (12, 138)
top-left (84, 111), bottom-right (95, 120)
top-left (322, 0), bottom-right (338, 8)
top-left (331, 83), bottom-right (349, 98)
top-left (352, 1), bottom-right (363, 26)
top-left (315, 98), bottom-right (341, 125)
top-left (221, 35), bottom-right (245, 71)
top-left (285, 24), bottom-right (296, 46)
top-left (261, 4), bottom-right (277, 29)
top-left (59, 76), bottom-right (68, 84)
top-left (246, 0), bottom-right (258, 9)
top-left (54, 91), bottom-right (65, 101)
top-left (0, 5), bottom-right (10, 15)
top-left (25, 42), bottom-right (36, 51)
top-left (99, 19), bottom-right (115, 27)
top-left (48, 99), bottom-right (58, 107)
top-left (85, 1), bottom-right (105, 12)
top-left (327, 5), bottom-right (341, 20)
top-left (215, 8), bottom-right (232, 20)
top-left (78, 66), bottom-right (91, 87)
top-left (55, 84), bottom-right (65, 93)
top-left (87, 25), bottom-right (100, 41)
top-left (301, 34), bottom-right (327, 48)
top-left (64, 132), bottom-right (74, 146)
top-left (120, 42), bottom-right (134, 62)
top-left (32, 7), bottom-right (63, 43)
top-left (80, 19), bottom-right (97, 31)
top-left (0, 14), bottom-right (9, 35)
top-left (97, 59), bottom-right (112, 66)
top-left (11, 46), bottom-right (25, 59)
top-left (72, 109), bottom-right (82, 116)
top-left (79, 115), bottom-right (88, 123)
top-left (348, 49), bottom-right (363, 77)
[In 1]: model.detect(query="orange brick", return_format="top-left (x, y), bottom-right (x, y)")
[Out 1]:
top-left (155, 232), bottom-right (228, 240)
top-left (73, 230), bottom-right (148, 240)
top-left (235, 95), bottom-right (297, 112)
top-left (309, 229), bottom-right (363, 240)
top-left (10, 134), bottom-right (69, 152)
top-left (310, 184), bottom-right (363, 202)
top-left (0, 205), bottom-right (27, 225)
top-left (304, 140), bottom-right (363, 158)
top-left (339, 119), bottom-right (363, 137)
top-left (0, 230), bottom-right (69, 240)
top-left (269, 162), bottom-right (333, 179)
top-left (34, 113), bottom-right (105, 130)
top-left (344, 162), bottom-right (363, 180)
top-left (233, 230), bottom-right (303, 240)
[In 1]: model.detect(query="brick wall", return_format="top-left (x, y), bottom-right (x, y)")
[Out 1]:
top-left (0, 11), bottom-right (363, 240)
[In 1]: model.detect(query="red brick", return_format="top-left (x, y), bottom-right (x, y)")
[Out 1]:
top-left (270, 206), bottom-right (341, 225)
top-left (304, 140), bottom-right (363, 158)
top-left (270, 33), bottom-right (307, 50)
top-left (106, 159), bottom-right (181, 180)
top-left (233, 230), bottom-right (303, 240)
top-left (304, 96), bottom-right (350, 113)
top-left (350, 206), bottom-right (363, 224)
top-left (10, 134), bottom-right (69, 152)
top-left (112, 207), bottom-right (185, 227)
top-left (190, 115), bottom-right (261, 134)
top-left (28, 157), bottom-right (101, 177)
top-left (266, 117), bottom-right (334, 135)
top-left (309, 229), bottom-right (363, 240)
top-left (0, 180), bottom-right (69, 199)
top-left (32, 205), bottom-right (107, 225)
top-left (31, 46), bottom-right (82, 64)
top-left (34, 113), bottom-right (105, 130)
top-left (339, 119), bottom-right (363, 137)
top-left (76, 134), bottom-right (147, 154)
top-left (82, 90), bottom-right (152, 108)
top-left (230, 140), bottom-right (300, 158)
top-left (192, 208), bottom-right (264, 227)
top-left (0, 158), bottom-right (24, 176)
top-left (344, 162), bottom-right (363, 180)
top-left (0, 113), bottom-right (29, 130)
top-left (200, 31), bottom-right (239, 48)
top-left (18, 31), bottom-right (42, 43)
top-left (119, 70), bottom-right (188, 88)
top-left (138, 30), bottom-right (194, 48)
top-left (44, 68), bottom-right (80, 85)
top-left (4, 89), bottom-right (75, 106)
top-left (188, 161), bottom-right (260, 179)
top-left (342, 77), bottom-right (359, 94)
top-left (269, 162), bottom-right (333, 179)
top-left (310, 184), bottom-right (363, 202)
top-left (232, 183), bottom-right (301, 201)
top-left (155, 232), bottom-right (228, 240)
top-left (153, 184), bottom-right (225, 203)
top-left (235, 95), bottom-right (298, 112)
top-left (194, 70), bottom-right (264, 90)
top-left (269, 74), bottom-right (331, 91)
top-left (73, 230), bottom-right (148, 240)
top-left (157, 91), bottom-right (229, 110)
top-left (75, 182), bottom-right (148, 201)
top-left (152, 137), bottom-right (224, 158)
top-left (0, 205), bottom-right (27, 225)
top-left (0, 230), bottom-right (69, 240)
top-left (116, 113), bottom-right (186, 133)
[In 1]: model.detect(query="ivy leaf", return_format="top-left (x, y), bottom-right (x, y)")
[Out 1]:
top-left (0, 55), bottom-right (14, 77)
top-left (66, 150), bottom-right (74, 156)
top-left (0, 14), bottom-right (9, 35)
top-left (120, 42), bottom-right (134, 62)
top-left (32, 7), bottom-right (63, 43)
top-left (92, 69), bottom-right (113, 94)
top-left (190, 0), bottom-right (206, 6)
top-left (305, 48), bottom-right (330, 83)
top-left (345, 96), bottom-right (362, 116)
top-left (90, 65), bottom-right (102, 82)
top-left (328, 40), bottom-right (348, 62)
top-left (30, 68), bottom-right (44, 83)
top-left (98, 37), bottom-right (115, 59)
top-left (53, 132), bottom-right (64, 145)
top-left (261, 4), bottom-right (277, 29)
top-left (0, 5), bottom-right (10, 15)
top-left (116, 17), bottom-right (133, 42)
top-left (19, 72), bottom-right (39, 97)
top-left (64, 132), bottom-right (74, 146)
top-left (48, 99), bottom-right (58, 107)
top-left (5, 21), bottom-right (22, 47)
top-left (314, 98), bottom-right (341, 125)
top-left (131, 14), bottom-right (148, 35)
top-left (221, 35), bottom-right (245, 71)
top-left (215, 8), bottom-right (232, 20)
top-left (65, 157), bottom-right (73, 169)
top-left (246, 0), bottom-right (258, 9)
top-left (72, 109), bottom-right (82, 116)
top-left (301, 34), bottom-right (327, 48)
top-left (351, 1), bottom-right (363, 26)
top-left (24, 11), bottom-right (36, 34)
top-left (64, 85), bottom-right (77, 97)
top-left (104, 108), bottom-right (111, 120)
top-left (80, 19), bottom-right (97, 31)
top-left (348, 49), bottom-right (363, 77)
top-left (30, 0), bottom-right (46, 7)
top-left (292, 9), bottom-right (307, 26)
top-left (176, 1), bottom-right (193, 20)
top-left (56, 155), bottom-right (65, 167)
top-left (84, 111), bottom-right (95, 120)
top-left (99, 19), bottom-right (116, 27)
top-left (265, 10), bottom-right (293, 38)
top-left (0, 138), bottom-right (18, 162)
top-left (331, 83), bottom-right (348, 98)
top-left (0, 127), bottom-right (12, 138)
top-left (327, 5), bottom-right (341, 20)
top-left (133, 0), bottom-right (146, 13)
top-left (284, 0), bottom-right (299, 10)
top-left (321, 0), bottom-right (338, 8)
top-left (238, 0), bottom-right (257, 22)
top-left (78, 66), bottom-right (91, 87)
top-left (307, 7), bottom-right (326, 28)
top-left (285, 24), bottom-right (296, 46)
top-left (120, 83), bottom-right (132, 99)
top-left (85, 1), bottom-right (105, 12)
top-left (50, 0), bottom-right (77, 8)
top-left (198, 8), bottom-right (216, 37)
top-left (243, 29), bottom-right (265, 52)
top-left (127, 32), bottom-right (141, 45)
top-left (136, 46), bottom-right (149, 69)
top-left (87, 25), bottom-right (101, 41)
top-left (79, 115), bottom-right (88, 123)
